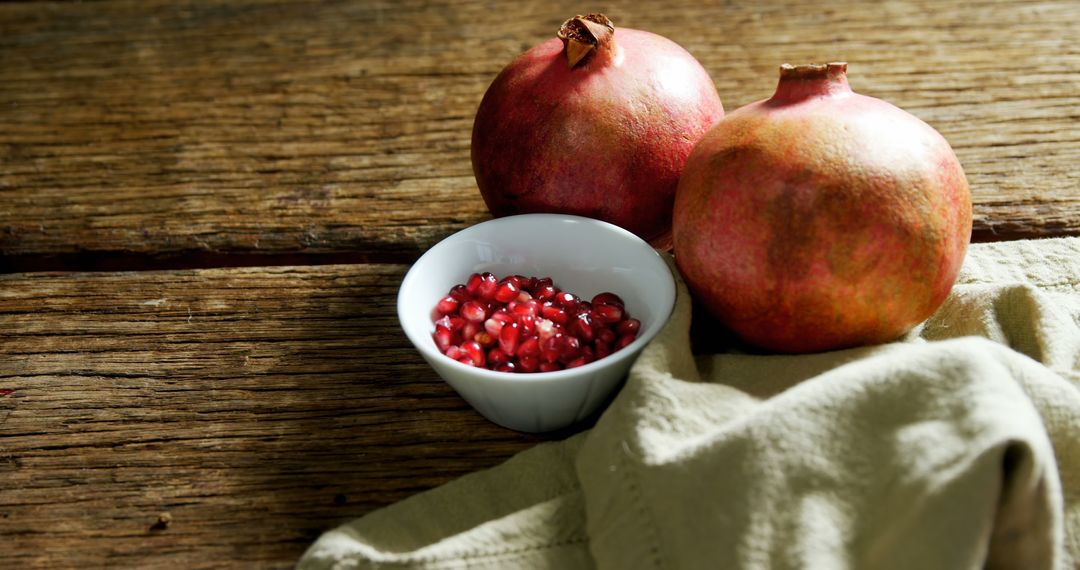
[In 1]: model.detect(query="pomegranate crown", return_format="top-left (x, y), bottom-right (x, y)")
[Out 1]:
top-left (557, 13), bottom-right (615, 68)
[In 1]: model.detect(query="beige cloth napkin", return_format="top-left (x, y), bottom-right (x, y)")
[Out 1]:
top-left (299, 237), bottom-right (1080, 569)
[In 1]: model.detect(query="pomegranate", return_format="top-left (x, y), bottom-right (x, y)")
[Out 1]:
top-left (673, 62), bottom-right (972, 353)
top-left (471, 13), bottom-right (724, 248)
top-left (432, 273), bottom-right (640, 373)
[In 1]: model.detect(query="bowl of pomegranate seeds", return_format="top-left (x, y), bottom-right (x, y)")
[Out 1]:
top-left (397, 214), bottom-right (675, 432)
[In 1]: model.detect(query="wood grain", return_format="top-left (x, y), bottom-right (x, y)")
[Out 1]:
top-left (0, 265), bottom-right (560, 568)
top-left (1, 0), bottom-right (1078, 266)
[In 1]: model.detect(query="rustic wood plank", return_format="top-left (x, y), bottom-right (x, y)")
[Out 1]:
top-left (0, 265), bottom-right (562, 568)
top-left (0, 0), bottom-right (1077, 265)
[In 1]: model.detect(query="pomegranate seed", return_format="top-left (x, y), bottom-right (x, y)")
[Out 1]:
top-left (592, 292), bottom-right (624, 308)
top-left (462, 341), bottom-right (486, 367)
top-left (499, 322), bottom-right (521, 355)
top-left (551, 334), bottom-right (582, 364)
top-left (569, 312), bottom-right (595, 343)
top-left (516, 337), bottom-right (540, 358)
top-left (494, 280), bottom-right (519, 303)
top-left (465, 273), bottom-right (481, 294)
top-left (515, 290), bottom-right (533, 303)
top-left (538, 361), bottom-right (562, 373)
top-left (495, 362), bottom-right (516, 373)
top-left (512, 299), bottom-right (540, 318)
top-left (615, 334), bottom-right (637, 350)
top-left (514, 275), bottom-right (536, 291)
top-left (541, 304), bottom-right (569, 325)
top-left (474, 331), bottom-right (495, 346)
top-left (565, 356), bottom-right (591, 369)
top-left (462, 321), bottom-right (480, 342)
top-left (574, 300), bottom-right (592, 316)
top-left (435, 295), bottom-right (460, 315)
top-left (458, 356), bottom-right (477, 367)
top-left (617, 318), bottom-right (641, 336)
top-left (492, 310), bottom-right (514, 325)
top-left (518, 355), bottom-right (539, 373)
top-left (484, 317), bottom-right (504, 337)
top-left (445, 345), bottom-right (464, 360)
top-left (595, 341), bottom-right (611, 359)
top-left (553, 291), bottom-right (577, 308)
top-left (449, 284), bottom-right (471, 302)
top-left (534, 284), bottom-right (557, 301)
top-left (596, 327), bottom-right (616, 345)
top-left (488, 347), bottom-right (511, 365)
top-left (592, 303), bottom-right (623, 324)
top-left (433, 325), bottom-right (454, 352)
top-left (536, 318), bottom-right (557, 340)
top-left (517, 314), bottom-right (537, 337)
top-left (460, 300), bottom-right (487, 322)
top-left (477, 272), bottom-right (498, 300)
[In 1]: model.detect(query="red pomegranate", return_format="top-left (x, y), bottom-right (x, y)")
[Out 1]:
top-left (471, 13), bottom-right (724, 248)
top-left (673, 62), bottom-right (972, 353)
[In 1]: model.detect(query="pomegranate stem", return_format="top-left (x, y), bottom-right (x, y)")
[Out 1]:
top-left (557, 13), bottom-right (615, 68)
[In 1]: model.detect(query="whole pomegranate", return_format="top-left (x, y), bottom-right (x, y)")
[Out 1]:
top-left (673, 62), bottom-right (972, 353)
top-left (471, 13), bottom-right (724, 248)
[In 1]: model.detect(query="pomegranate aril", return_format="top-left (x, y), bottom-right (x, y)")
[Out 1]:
top-left (538, 361), bottom-right (562, 373)
top-left (541, 304), bottom-right (569, 325)
top-left (445, 345), bottom-right (465, 360)
top-left (477, 272), bottom-right (499, 300)
top-left (570, 312), bottom-right (595, 342)
top-left (595, 341), bottom-right (612, 359)
top-left (565, 356), bottom-right (591, 369)
top-left (474, 331), bottom-right (495, 346)
top-left (617, 318), bottom-right (641, 336)
top-left (492, 310), bottom-right (514, 325)
top-left (494, 280), bottom-right (519, 303)
top-left (514, 275), bottom-right (536, 291)
top-left (435, 295), bottom-right (460, 315)
top-left (465, 273), bottom-right (483, 295)
top-left (484, 318), bottom-right (504, 337)
top-left (517, 314), bottom-right (537, 337)
top-left (462, 321), bottom-right (480, 343)
top-left (512, 299), bottom-right (540, 318)
top-left (449, 284), bottom-right (471, 302)
top-left (552, 334), bottom-right (582, 364)
top-left (615, 333), bottom-right (637, 350)
top-left (433, 325), bottom-right (454, 352)
top-left (596, 327), bottom-right (616, 345)
top-left (458, 356), bottom-right (477, 367)
top-left (591, 292), bottom-right (625, 309)
top-left (536, 318), bottom-right (557, 340)
top-left (499, 322), bottom-right (521, 355)
top-left (487, 347), bottom-right (511, 366)
top-left (460, 300), bottom-right (487, 322)
top-left (495, 362), bottom-right (517, 373)
top-left (516, 337), bottom-right (541, 358)
top-left (515, 290), bottom-right (533, 303)
top-left (553, 291), bottom-right (577, 308)
top-left (518, 355), bottom-right (540, 373)
top-left (592, 303), bottom-right (623, 324)
top-left (462, 341), bottom-right (486, 367)
top-left (534, 284), bottom-right (557, 301)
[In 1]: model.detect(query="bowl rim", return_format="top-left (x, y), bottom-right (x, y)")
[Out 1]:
top-left (396, 213), bottom-right (676, 385)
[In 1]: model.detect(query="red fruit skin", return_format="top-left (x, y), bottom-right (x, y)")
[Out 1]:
top-left (472, 23), bottom-right (724, 248)
top-left (673, 63), bottom-right (972, 353)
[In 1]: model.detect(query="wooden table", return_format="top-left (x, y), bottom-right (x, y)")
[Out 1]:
top-left (1, 1), bottom-right (1077, 567)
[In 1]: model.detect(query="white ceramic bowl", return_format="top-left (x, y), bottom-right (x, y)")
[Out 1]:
top-left (397, 214), bottom-right (676, 433)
